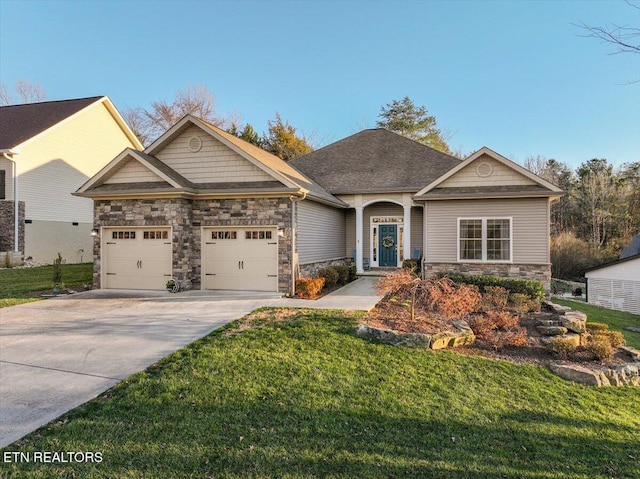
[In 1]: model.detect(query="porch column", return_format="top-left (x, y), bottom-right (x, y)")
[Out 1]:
top-left (403, 204), bottom-right (411, 261)
top-left (355, 206), bottom-right (364, 273)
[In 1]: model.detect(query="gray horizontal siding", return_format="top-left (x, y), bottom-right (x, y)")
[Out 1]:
top-left (425, 198), bottom-right (550, 264)
top-left (297, 200), bottom-right (346, 264)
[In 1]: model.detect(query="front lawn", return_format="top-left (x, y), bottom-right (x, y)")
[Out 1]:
top-left (553, 298), bottom-right (640, 349)
top-left (0, 263), bottom-right (93, 307)
top-left (2, 309), bottom-right (638, 478)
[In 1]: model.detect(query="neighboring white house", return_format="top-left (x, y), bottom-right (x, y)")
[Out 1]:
top-left (585, 254), bottom-right (640, 315)
top-left (0, 97), bottom-right (142, 263)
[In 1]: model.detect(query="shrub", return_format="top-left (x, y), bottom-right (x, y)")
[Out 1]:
top-left (509, 293), bottom-right (539, 313)
top-left (295, 277), bottom-right (325, 299)
top-left (586, 322), bottom-right (609, 332)
top-left (593, 330), bottom-right (625, 348)
top-left (52, 253), bottom-right (64, 289)
top-left (468, 310), bottom-right (526, 350)
top-left (480, 286), bottom-right (509, 311)
top-left (402, 259), bottom-right (420, 273)
top-left (547, 338), bottom-right (578, 359)
top-left (585, 337), bottom-right (614, 360)
top-left (334, 265), bottom-right (351, 285)
top-left (348, 265), bottom-right (358, 282)
top-left (483, 329), bottom-right (528, 350)
top-left (441, 273), bottom-right (545, 304)
top-left (376, 271), bottom-right (481, 320)
top-left (318, 267), bottom-right (339, 289)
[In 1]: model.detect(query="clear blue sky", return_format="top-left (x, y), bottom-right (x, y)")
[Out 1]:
top-left (1, 0), bottom-right (638, 169)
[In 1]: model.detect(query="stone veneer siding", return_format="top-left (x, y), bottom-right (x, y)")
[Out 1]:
top-left (299, 258), bottom-right (351, 278)
top-left (93, 199), bottom-right (193, 289)
top-left (93, 197), bottom-right (292, 294)
top-left (192, 198), bottom-right (292, 293)
top-left (0, 201), bottom-right (25, 254)
top-left (423, 262), bottom-right (552, 291)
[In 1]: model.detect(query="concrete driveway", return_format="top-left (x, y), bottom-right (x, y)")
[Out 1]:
top-left (0, 290), bottom-right (281, 448)
top-left (0, 278), bottom-right (381, 448)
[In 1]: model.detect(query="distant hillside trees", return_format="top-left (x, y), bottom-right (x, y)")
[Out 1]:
top-left (526, 156), bottom-right (640, 280)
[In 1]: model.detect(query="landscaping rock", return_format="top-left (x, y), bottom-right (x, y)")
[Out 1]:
top-left (536, 319), bottom-right (557, 327)
top-left (356, 325), bottom-right (431, 349)
top-left (625, 327), bottom-right (640, 334)
top-left (549, 363), bottom-right (611, 387)
top-left (542, 301), bottom-right (572, 314)
top-left (452, 320), bottom-right (473, 332)
top-left (430, 330), bottom-right (475, 350)
top-left (536, 326), bottom-right (568, 336)
top-left (619, 346), bottom-right (640, 360)
top-left (541, 333), bottom-right (582, 348)
top-left (559, 315), bottom-right (587, 334)
top-left (563, 310), bottom-right (587, 321)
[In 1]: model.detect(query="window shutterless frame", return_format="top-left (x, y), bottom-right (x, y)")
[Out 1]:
top-left (457, 217), bottom-right (512, 263)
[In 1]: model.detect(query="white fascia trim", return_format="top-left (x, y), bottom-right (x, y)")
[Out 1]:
top-left (14, 97), bottom-right (142, 151)
top-left (415, 147), bottom-right (563, 197)
top-left (191, 116), bottom-right (301, 190)
top-left (75, 149), bottom-right (181, 193)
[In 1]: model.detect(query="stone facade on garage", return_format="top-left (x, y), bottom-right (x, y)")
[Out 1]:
top-left (191, 197), bottom-right (292, 293)
top-left (0, 200), bottom-right (25, 255)
top-left (92, 197), bottom-right (293, 293)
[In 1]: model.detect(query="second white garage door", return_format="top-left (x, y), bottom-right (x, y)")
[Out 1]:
top-left (202, 227), bottom-right (278, 292)
top-left (103, 227), bottom-right (172, 290)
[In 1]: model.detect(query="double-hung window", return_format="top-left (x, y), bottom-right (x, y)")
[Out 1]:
top-left (458, 218), bottom-right (511, 262)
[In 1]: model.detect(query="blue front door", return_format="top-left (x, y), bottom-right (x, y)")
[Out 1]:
top-left (378, 225), bottom-right (397, 267)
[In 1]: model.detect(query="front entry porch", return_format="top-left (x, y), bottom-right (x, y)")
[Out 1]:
top-left (345, 196), bottom-right (423, 274)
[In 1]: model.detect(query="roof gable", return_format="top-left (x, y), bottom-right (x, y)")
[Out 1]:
top-left (76, 148), bottom-right (192, 194)
top-left (144, 115), bottom-right (344, 206)
top-left (415, 147), bottom-right (564, 198)
top-left (0, 96), bottom-right (142, 151)
top-left (290, 128), bottom-right (461, 194)
top-left (153, 123), bottom-right (275, 184)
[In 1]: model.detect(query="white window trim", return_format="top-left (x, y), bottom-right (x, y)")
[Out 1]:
top-left (457, 217), bottom-right (513, 263)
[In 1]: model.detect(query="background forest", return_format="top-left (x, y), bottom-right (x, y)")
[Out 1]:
top-left (524, 156), bottom-right (639, 280)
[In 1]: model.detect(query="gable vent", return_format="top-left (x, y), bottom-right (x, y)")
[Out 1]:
top-left (188, 136), bottom-right (203, 152)
top-left (475, 162), bottom-right (493, 178)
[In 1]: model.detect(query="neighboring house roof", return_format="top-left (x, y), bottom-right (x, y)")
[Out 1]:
top-left (289, 129), bottom-right (461, 194)
top-left (0, 96), bottom-right (142, 151)
top-left (620, 234), bottom-right (640, 259)
top-left (414, 147), bottom-right (564, 199)
top-left (584, 253), bottom-right (640, 274)
top-left (76, 115), bottom-right (346, 207)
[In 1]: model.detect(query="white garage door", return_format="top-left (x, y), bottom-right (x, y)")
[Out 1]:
top-left (103, 228), bottom-right (172, 290)
top-left (203, 227), bottom-right (278, 292)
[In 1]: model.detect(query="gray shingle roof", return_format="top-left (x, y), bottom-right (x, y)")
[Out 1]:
top-left (289, 129), bottom-right (461, 194)
top-left (620, 234), bottom-right (640, 259)
top-left (0, 96), bottom-right (104, 149)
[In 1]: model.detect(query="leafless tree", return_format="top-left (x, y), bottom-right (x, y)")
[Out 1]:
top-left (124, 85), bottom-right (228, 145)
top-left (0, 80), bottom-right (47, 105)
top-left (575, 1), bottom-right (639, 55)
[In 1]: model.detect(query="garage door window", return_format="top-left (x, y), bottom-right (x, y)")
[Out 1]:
top-left (143, 230), bottom-right (169, 240)
top-left (112, 231), bottom-right (136, 239)
top-left (211, 231), bottom-right (237, 240)
top-left (245, 230), bottom-right (273, 240)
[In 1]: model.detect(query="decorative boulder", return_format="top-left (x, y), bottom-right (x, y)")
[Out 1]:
top-left (549, 363), bottom-right (611, 387)
top-left (536, 326), bottom-right (568, 336)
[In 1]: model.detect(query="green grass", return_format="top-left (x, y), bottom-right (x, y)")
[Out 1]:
top-left (0, 263), bottom-right (92, 306)
top-left (553, 298), bottom-right (640, 349)
top-left (2, 309), bottom-right (638, 478)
